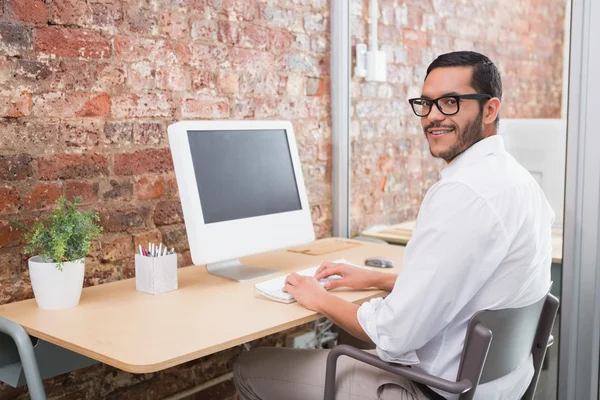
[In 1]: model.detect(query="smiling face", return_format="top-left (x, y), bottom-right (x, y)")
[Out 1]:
top-left (420, 66), bottom-right (499, 163)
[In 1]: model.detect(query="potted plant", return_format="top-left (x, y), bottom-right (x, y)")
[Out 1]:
top-left (21, 196), bottom-right (102, 310)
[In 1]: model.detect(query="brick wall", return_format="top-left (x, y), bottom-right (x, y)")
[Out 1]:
top-left (0, 0), bottom-right (329, 398)
top-left (0, 0), bottom-right (565, 398)
top-left (350, 0), bottom-right (566, 235)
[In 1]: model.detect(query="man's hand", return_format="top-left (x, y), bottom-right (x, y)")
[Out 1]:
top-left (283, 273), bottom-right (329, 312)
top-left (314, 262), bottom-right (377, 290)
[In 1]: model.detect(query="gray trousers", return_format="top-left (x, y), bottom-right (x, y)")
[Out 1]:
top-left (233, 347), bottom-right (431, 400)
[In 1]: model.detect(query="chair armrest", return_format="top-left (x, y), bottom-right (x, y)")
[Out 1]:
top-left (323, 345), bottom-right (472, 400)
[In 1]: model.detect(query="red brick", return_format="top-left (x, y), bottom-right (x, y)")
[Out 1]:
top-left (111, 93), bottom-right (175, 118)
top-left (9, 0), bottom-right (47, 23)
top-left (135, 176), bottom-right (165, 200)
top-left (182, 98), bottom-right (230, 119)
top-left (154, 200), bottom-right (184, 226)
top-left (217, 72), bottom-right (239, 94)
top-left (37, 153), bottom-right (109, 180)
top-left (65, 181), bottom-right (99, 204)
top-left (89, 2), bottom-right (123, 29)
top-left (317, 143), bottom-right (331, 161)
top-left (76, 92), bottom-right (111, 117)
top-left (210, 0), bottom-right (257, 21)
top-left (123, 4), bottom-right (158, 36)
top-left (176, 42), bottom-right (228, 69)
top-left (268, 29), bottom-right (294, 52)
top-left (177, 250), bottom-right (192, 268)
top-left (1, 59), bottom-right (52, 93)
top-left (158, 224), bottom-right (189, 252)
top-left (378, 155), bottom-right (395, 174)
top-left (133, 230), bottom-right (162, 252)
top-left (0, 186), bottom-right (20, 215)
top-left (0, 120), bottom-right (60, 154)
top-left (0, 90), bottom-right (32, 118)
top-left (0, 248), bottom-right (25, 279)
top-left (282, 53), bottom-right (321, 75)
top-left (165, 176), bottom-right (179, 198)
top-left (126, 62), bottom-right (155, 90)
top-left (99, 206), bottom-right (151, 232)
top-left (133, 122), bottom-right (164, 146)
top-left (35, 27), bottom-right (110, 59)
top-left (100, 234), bottom-right (134, 262)
top-left (159, 11), bottom-right (188, 39)
top-left (231, 47), bottom-right (274, 70)
top-left (114, 36), bottom-right (177, 64)
top-left (155, 65), bottom-right (186, 91)
top-left (0, 155), bottom-right (33, 181)
top-left (94, 63), bottom-right (126, 90)
top-left (50, 60), bottom-right (93, 91)
top-left (33, 92), bottom-right (106, 118)
top-left (113, 149), bottom-right (174, 176)
top-left (218, 20), bottom-right (241, 44)
top-left (306, 77), bottom-right (327, 96)
top-left (190, 17), bottom-right (218, 41)
top-left (0, 220), bottom-right (27, 248)
top-left (0, 23), bottom-right (32, 57)
top-left (23, 183), bottom-right (63, 211)
top-left (239, 71), bottom-right (286, 96)
top-left (49, 0), bottom-right (90, 26)
top-left (240, 24), bottom-right (269, 49)
top-left (60, 119), bottom-right (103, 149)
top-left (179, 0), bottom-right (207, 10)
top-left (402, 28), bottom-right (428, 47)
top-left (101, 178), bottom-right (133, 201)
top-left (261, 5), bottom-right (303, 31)
top-left (190, 70), bottom-right (215, 92)
top-left (104, 121), bottom-right (133, 145)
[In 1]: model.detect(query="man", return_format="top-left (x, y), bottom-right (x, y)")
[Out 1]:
top-left (234, 51), bottom-right (554, 400)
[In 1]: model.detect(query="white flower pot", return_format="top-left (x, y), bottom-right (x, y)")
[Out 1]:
top-left (28, 256), bottom-right (85, 310)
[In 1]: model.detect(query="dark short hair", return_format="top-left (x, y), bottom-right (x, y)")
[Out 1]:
top-left (426, 51), bottom-right (502, 125)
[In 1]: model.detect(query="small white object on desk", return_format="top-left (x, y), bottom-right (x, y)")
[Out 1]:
top-left (254, 259), bottom-right (363, 303)
top-left (135, 253), bottom-right (178, 295)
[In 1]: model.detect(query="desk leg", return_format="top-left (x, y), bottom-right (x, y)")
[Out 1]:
top-left (0, 317), bottom-right (98, 399)
top-left (0, 317), bottom-right (46, 400)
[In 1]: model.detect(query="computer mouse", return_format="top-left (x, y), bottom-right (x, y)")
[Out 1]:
top-left (364, 257), bottom-right (394, 268)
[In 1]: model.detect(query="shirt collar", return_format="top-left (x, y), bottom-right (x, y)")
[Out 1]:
top-left (440, 135), bottom-right (505, 179)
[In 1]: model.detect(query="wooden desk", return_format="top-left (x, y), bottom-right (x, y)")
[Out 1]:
top-left (361, 220), bottom-right (415, 246)
top-left (551, 230), bottom-right (563, 265)
top-left (0, 238), bottom-right (404, 374)
top-left (362, 221), bottom-right (564, 264)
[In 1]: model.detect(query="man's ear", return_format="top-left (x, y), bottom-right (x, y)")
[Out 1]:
top-left (484, 98), bottom-right (501, 125)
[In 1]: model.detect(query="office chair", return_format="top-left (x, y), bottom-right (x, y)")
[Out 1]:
top-left (324, 292), bottom-right (559, 400)
top-left (0, 317), bottom-right (46, 399)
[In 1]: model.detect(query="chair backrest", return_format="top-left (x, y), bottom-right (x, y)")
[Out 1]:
top-left (455, 292), bottom-right (559, 400)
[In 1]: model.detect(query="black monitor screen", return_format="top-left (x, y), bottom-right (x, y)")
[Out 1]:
top-left (187, 129), bottom-right (302, 224)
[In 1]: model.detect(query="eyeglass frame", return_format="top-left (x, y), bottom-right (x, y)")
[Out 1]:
top-left (408, 94), bottom-right (492, 117)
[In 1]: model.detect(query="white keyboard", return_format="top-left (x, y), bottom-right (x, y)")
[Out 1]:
top-left (254, 259), bottom-right (359, 303)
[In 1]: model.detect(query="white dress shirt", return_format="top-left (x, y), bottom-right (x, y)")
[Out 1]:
top-left (357, 135), bottom-right (555, 400)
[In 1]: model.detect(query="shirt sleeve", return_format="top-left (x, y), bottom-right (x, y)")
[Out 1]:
top-left (357, 180), bottom-right (510, 364)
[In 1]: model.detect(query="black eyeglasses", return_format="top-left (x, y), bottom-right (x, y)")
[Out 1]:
top-left (408, 94), bottom-right (492, 117)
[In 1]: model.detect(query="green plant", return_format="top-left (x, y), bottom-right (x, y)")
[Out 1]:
top-left (21, 196), bottom-right (102, 270)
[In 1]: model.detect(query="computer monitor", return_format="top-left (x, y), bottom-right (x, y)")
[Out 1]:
top-left (167, 120), bottom-right (315, 282)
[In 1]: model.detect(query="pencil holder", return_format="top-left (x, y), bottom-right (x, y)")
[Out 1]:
top-left (135, 253), bottom-right (178, 295)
